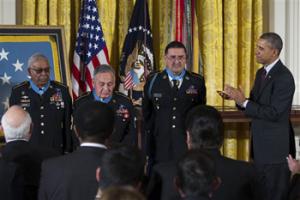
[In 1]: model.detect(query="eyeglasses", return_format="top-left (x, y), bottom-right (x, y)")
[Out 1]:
top-left (166, 55), bottom-right (186, 62)
top-left (30, 67), bottom-right (50, 74)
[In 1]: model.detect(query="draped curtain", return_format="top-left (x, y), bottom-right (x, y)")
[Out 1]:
top-left (21, 0), bottom-right (263, 161)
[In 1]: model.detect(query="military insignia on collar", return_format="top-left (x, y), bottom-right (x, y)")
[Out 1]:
top-left (186, 85), bottom-right (198, 94)
top-left (163, 75), bottom-right (167, 79)
top-left (116, 104), bottom-right (130, 119)
top-left (185, 76), bottom-right (190, 80)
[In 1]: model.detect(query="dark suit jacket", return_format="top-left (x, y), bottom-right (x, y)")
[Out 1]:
top-left (180, 197), bottom-right (211, 200)
top-left (143, 70), bottom-right (206, 163)
top-left (0, 157), bottom-right (24, 200)
top-left (38, 146), bottom-right (106, 200)
top-left (245, 60), bottom-right (295, 164)
top-left (1, 140), bottom-right (59, 200)
top-left (147, 149), bottom-right (261, 200)
top-left (289, 174), bottom-right (300, 200)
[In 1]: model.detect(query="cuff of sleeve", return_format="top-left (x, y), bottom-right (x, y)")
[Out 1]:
top-left (242, 100), bottom-right (249, 108)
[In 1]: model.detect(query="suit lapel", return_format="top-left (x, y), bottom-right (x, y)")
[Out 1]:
top-left (256, 60), bottom-right (282, 99)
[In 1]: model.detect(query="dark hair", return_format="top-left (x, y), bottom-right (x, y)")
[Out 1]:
top-left (185, 105), bottom-right (224, 149)
top-left (260, 32), bottom-right (283, 55)
top-left (164, 41), bottom-right (187, 55)
top-left (73, 101), bottom-right (114, 142)
top-left (100, 186), bottom-right (145, 200)
top-left (176, 150), bottom-right (216, 198)
top-left (99, 145), bottom-right (145, 189)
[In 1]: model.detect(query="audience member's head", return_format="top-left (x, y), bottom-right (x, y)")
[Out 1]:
top-left (185, 105), bottom-right (224, 150)
top-left (99, 186), bottom-right (145, 200)
top-left (175, 150), bottom-right (220, 199)
top-left (1, 105), bottom-right (32, 142)
top-left (97, 145), bottom-right (145, 190)
top-left (73, 101), bottom-right (114, 144)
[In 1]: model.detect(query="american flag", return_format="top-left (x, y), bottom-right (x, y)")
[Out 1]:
top-left (0, 43), bottom-right (55, 120)
top-left (124, 70), bottom-right (136, 89)
top-left (72, 0), bottom-right (109, 99)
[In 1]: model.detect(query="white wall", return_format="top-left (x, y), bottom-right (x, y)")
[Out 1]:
top-left (268, 0), bottom-right (300, 105)
top-left (268, 0), bottom-right (300, 159)
top-left (0, 0), bottom-right (16, 24)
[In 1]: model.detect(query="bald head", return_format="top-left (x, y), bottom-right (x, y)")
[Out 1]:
top-left (1, 105), bottom-right (32, 142)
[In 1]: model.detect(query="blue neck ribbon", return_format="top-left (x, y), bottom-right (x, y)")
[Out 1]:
top-left (93, 90), bottom-right (112, 104)
top-left (29, 80), bottom-right (50, 96)
top-left (165, 68), bottom-right (186, 80)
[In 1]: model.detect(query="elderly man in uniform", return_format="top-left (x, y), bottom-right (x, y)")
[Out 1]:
top-left (74, 64), bottom-right (136, 146)
top-left (143, 41), bottom-right (206, 165)
top-left (9, 53), bottom-right (72, 154)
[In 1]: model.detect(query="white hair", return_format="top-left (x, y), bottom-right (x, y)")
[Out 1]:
top-left (1, 110), bottom-right (32, 142)
top-left (27, 53), bottom-right (49, 68)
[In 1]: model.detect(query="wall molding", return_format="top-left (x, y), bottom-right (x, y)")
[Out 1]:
top-left (0, 0), bottom-right (16, 25)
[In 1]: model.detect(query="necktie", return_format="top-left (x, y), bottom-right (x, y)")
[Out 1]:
top-left (172, 79), bottom-right (179, 90)
top-left (261, 68), bottom-right (267, 81)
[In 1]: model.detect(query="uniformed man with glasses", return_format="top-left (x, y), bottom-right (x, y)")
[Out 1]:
top-left (9, 53), bottom-right (72, 154)
top-left (143, 41), bottom-right (206, 166)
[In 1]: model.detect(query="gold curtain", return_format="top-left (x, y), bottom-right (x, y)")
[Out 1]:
top-left (194, 0), bottom-right (262, 160)
top-left (21, 0), bottom-right (263, 161)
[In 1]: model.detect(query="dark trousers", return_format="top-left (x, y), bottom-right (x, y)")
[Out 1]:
top-left (255, 163), bottom-right (290, 200)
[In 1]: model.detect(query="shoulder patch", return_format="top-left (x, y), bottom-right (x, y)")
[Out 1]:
top-left (52, 80), bottom-right (67, 88)
top-left (148, 70), bottom-right (161, 77)
top-left (190, 71), bottom-right (203, 78)
top-left (12, 81), bottom-right (29, 89)
top-left (114, 91), bottom-right (131, 101)
top-left (146, 70), bottom-right (162, 81)
top-left (75, 91), bottom-right (91, 102)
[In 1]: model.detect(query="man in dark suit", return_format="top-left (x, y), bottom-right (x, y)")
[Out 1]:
top-left (147, 105), bottom-right (261, 200)
top-left (143, 41), bottom-right (206, 164)
top-left (38, 101), bottom-right (114, 200)
top-left (0, 156), bottom-right (23, 200)
top-left (223, 32), bottom-right (295, 200)
top-left (9, 53), bottom-right (73, 154)
top-left (74, 64), bottom-right (136, 147)
top-left (95, 145), bottom-right (146, 199)
top-left (1, 105), bottom-right (59, 200)
top-left (174, 150), bottom-right (220, 200)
